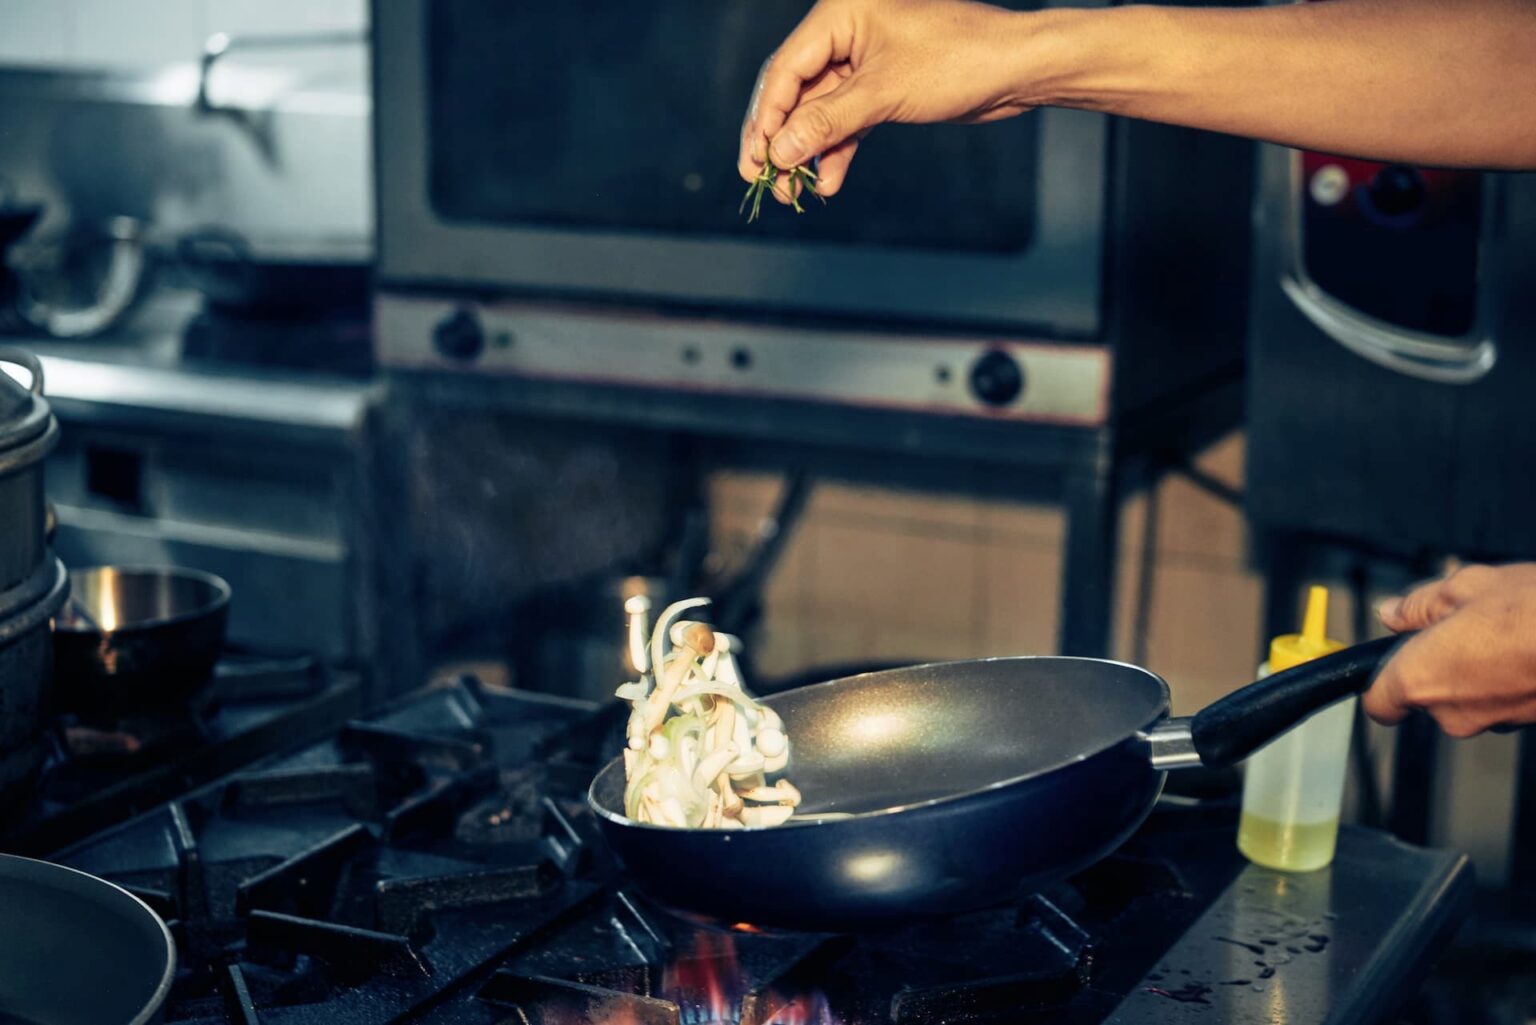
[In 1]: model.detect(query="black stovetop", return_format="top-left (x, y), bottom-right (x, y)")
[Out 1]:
top-left (37, 678), bottom-right (1470, 1025)
top-left (2, 654), bottom-right (362, 857)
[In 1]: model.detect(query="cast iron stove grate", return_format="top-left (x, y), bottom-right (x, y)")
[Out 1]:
top-left (39, 676), bottom-right (1251, 1025)
top-left (3, 654), bottom-right (363, 856)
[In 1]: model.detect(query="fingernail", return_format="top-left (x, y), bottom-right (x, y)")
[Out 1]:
top-left (770, 129), bottom-right (806, 168)
top-left (1376, 598), bottom-right (1401, 623)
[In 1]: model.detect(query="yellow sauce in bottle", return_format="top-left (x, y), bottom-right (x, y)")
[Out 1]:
top-left (1238, 812), bottom-right (1342, 873)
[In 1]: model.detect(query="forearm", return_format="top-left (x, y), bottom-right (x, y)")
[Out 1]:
top-left (1022, 0), bottom-right (1536, 169)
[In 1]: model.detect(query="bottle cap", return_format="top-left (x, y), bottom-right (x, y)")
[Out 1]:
top-left (1268, 586), bottom-right (1344, 672)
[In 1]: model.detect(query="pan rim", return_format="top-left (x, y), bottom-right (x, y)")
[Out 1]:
top-left (53, 564), bottom-right (232, 634)
top-left (0, 852), bottom-right (176, 1025)
top-left (587, 654), bottom-right (1171, 834)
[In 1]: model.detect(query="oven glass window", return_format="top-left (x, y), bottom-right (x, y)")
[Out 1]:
top-left (428, 1), bottom-right (1040, 254)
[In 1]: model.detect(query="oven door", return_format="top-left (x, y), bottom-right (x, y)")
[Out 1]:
top-left (374, 0), bottom-right (1109, 337)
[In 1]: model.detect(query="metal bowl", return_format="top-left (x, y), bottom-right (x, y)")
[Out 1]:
top-left (53, 566), bottom-right (231, 722)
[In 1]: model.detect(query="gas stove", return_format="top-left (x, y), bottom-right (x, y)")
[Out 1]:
top-left (2, 654), bottom-right (362, 857)
top-left (39, 677), bottom-right (1470, 1025)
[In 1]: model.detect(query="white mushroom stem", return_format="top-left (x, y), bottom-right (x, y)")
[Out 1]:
top-left (642, 621), bottom-right (716, 737)
top-left (625, 595), bottom-right (652, 675)
top-left (710, 700), bottom-right (737, 755)
top-left (649, 598), bottom-right (711, 689)
top-left (641, 654), bottom-right (695, 738)
top-left (740, 804), bottom-right (795, 828)
top-left (717, 772), bottom-right (743, 818)
top-left (739, 780), bottom-right (802, 806)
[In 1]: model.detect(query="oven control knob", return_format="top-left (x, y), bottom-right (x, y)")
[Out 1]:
top-left (433, 309), bottom-right (485, 362)
top-left (969, 349), bottom-right (1025, 407)
top-left (1368, 165), bottom-right (1426, 218)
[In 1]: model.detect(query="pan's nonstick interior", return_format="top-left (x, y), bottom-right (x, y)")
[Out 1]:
top-left (0, 856), bottom-right (174, 1025)
top-left (594, 656), bottom-right (1169, 822)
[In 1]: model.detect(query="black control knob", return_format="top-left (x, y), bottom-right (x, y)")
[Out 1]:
top-left (433, 309), bottom-right (485, 362)
top-left (1367, 165), bottom-right (1426, 218)
top-left (969, 349), bottom-right (1025, 407)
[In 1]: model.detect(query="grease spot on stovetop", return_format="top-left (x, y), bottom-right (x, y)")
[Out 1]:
top-left (1215, 936), bottom-right (1267, 956)
top-left (1145, 982), bottom-right (1213, 1005)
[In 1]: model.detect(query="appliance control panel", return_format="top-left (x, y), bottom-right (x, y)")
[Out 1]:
top-left (378, 295), bottom-right (1109, 426)
top-left (1300, 153), bottom-right (1482, 337)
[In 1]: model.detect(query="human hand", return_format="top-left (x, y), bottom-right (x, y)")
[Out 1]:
top-left (1362, 563), bottom-right (1536, 736)
top-left (737, 0), bottom-right (1046, 202)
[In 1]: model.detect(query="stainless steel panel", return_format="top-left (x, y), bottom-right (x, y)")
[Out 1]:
top-left (377, 294), bottom-right (1111, 426)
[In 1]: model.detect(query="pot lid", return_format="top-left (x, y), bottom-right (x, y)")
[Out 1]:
top-left (0, 347), bottom-right (53, 459)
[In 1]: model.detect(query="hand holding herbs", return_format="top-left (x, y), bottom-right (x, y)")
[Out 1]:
top-left (617, 596), bottom-right (811, 828)
top-left (740, 159), bottom-right (825, 223)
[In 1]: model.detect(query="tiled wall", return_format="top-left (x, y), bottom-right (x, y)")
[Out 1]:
top-left (0, 0), bottom-right (366, 69)
top-left (711, 430), bottom-right (1275, 714)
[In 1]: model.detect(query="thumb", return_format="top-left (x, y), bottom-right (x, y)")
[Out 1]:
top-left (769, 77), bottom-right (885, 169)
top-left (1378, 580), bottom-right (1452, 632)
top-left (1379, 565), bottom-right (1495, 632)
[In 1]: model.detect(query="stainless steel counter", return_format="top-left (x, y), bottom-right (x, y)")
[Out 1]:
top-left (1108, 827), bottom-right (1471, 1024)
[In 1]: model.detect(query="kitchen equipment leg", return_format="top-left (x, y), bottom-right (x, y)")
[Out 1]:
top-left (1259, 529), bottom-right (1308, 650)
top-left (1508, 731), bottom-right (1536, 893)
top-left (1389, 713), bottom-right (1441, 846)
top-left (1059, 437), bottom-right (1120, 658)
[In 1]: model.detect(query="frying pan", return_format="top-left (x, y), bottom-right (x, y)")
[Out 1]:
top-left (0, 854), bottom-right (175, 1024)
top-left (589, 635), bottom-right (1399, 932)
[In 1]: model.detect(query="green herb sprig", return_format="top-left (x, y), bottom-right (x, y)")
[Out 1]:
top-left (740, 160), bottom-right (825, 222)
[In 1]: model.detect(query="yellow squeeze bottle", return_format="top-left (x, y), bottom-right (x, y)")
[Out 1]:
top-left (1237, 586), bottom-right (1351, 871)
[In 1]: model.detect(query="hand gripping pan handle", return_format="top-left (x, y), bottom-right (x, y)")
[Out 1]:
top-left (1147, 634), bottom-right (1404, 771)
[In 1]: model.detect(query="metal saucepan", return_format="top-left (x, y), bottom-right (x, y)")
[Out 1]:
top-left (53, 566), bottom-right (231, 722)
top-left (0, 558), bottom-right (68, 817)
top-left (0, 347), bottom-right (57, 594)
top-left (0, 853), bottom-right (175, 1024)
top-left (589, 635), bottom-right (1399, 932)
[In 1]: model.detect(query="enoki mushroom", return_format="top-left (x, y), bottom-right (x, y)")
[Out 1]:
top-left (616, 596), bottom-right (805, 829)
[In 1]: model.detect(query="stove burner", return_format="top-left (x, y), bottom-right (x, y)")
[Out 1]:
top-left (30, 674), bottom-right (1470, 1025)
top-left (2, 654), bottom-right (361, 857)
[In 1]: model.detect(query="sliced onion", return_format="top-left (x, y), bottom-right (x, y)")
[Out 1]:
top-left (615, 680), bottom-right (648, 702)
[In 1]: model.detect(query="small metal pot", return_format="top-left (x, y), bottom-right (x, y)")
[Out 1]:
top-left (54, 566), bottom-right (231, 722)
top-left (0, 347), bottom-right (57, 594)
top-left (0, 557), bottom-right (68, 816)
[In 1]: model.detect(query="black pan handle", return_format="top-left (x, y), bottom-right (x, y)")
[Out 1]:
top-left (1189, 634), bottom-right (1405, 769)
